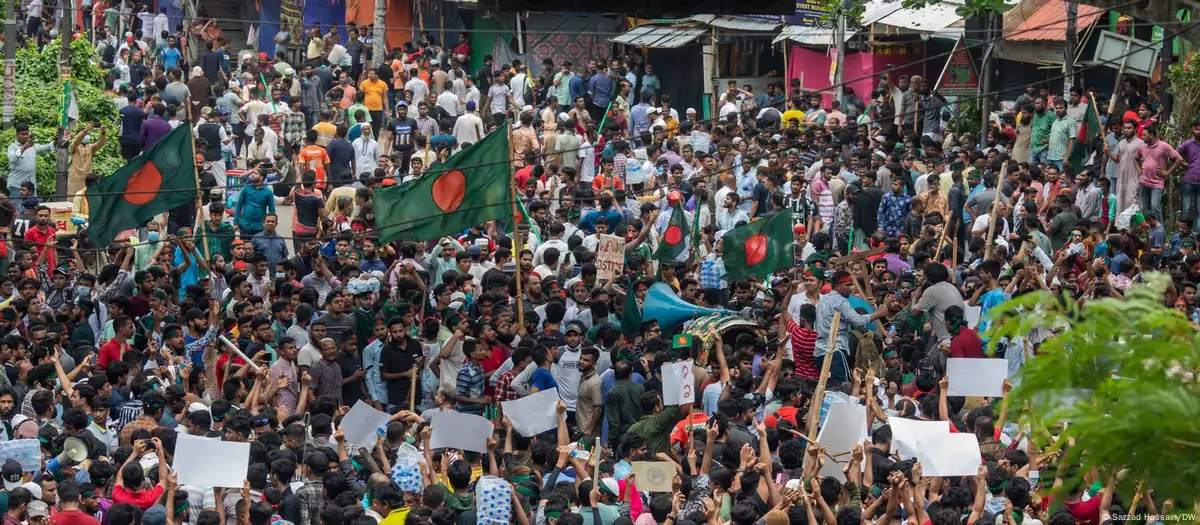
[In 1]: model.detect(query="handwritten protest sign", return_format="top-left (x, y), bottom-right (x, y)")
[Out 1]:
top-left (596, 234), bottom-right (625, 281)
top-left (661, 361), bottom-right (695, 405)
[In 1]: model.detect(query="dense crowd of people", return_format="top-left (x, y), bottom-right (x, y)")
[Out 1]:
top-left (0, 3), bottom-right (1192, 525)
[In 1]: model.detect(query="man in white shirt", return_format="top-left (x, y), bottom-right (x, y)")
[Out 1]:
top-left (436, 84), bottom-right (461, 117)
top-left (404, 67), bottom-right (429, 106)
top-left (452, 100), bottom-right (485, 149)
top-left (510, 64), bottom-right (531, 106)
top-left (352, 123), bottom-right (380, 176)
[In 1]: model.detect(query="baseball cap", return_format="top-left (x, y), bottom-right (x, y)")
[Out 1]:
top-left (28, 500), bottom-right (50, 518)
top-left (466, 100), bottom-right (476, 111)
top-left (2, 459), bottom-right (22, 490)
top-left (564, 321), bottom-right (585, 334)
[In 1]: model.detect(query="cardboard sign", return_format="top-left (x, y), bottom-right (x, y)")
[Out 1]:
top-left (340, 400), bottom-right (393, 449)
top-left (631, 461), bottom-right (676, 492)
top-left (174, 434), bottom-right (251, 488)
top-left (815, 402), bottom-right (867, 481)
top-left (596, 234), bottom-right (625, 281)
top-left (500, 389), bottom-right (561, 437)
top-left (946, 358), bottom-right (1008, 397)
top-left (915, 432), bottom-right (983, 477)
top-left (887, 417), bottom-right (949, 460)
top-left (661, 361), bottom-right (695, 405)
top-left (0, 439), bottom-right (41, 471)
top-left (429, 411), bottom-right (493, 452)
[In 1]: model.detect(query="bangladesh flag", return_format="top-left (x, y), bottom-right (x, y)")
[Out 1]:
top-left (87, 123), bottom-right (198, 248)
top-left (375, 129), bottom-right (512, 242)
top-left (1069, 94), bottom-right (1103, 172)
top-left (654, 202), bottom-right (689, 261)
top-left (621, 278), bottom-right (642, 340)
top-left (721, 212), bottom-right (794, 281)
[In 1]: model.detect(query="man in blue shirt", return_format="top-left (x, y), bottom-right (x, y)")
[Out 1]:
top-left (587, 63), bottom-right (613, 122)
top-left (250, 214), bottom-right (289, 271)
top-left (529, 346), bottom-right (558, 393)
top-left (569, 64), bottom-right (588, 104)
top-left (159, 35), bottom-right (181, 70)
top-left (234, 171), bottom-right (277, 237)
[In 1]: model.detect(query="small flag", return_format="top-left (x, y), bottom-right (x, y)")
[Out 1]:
top-left (673, 334), bottom-right (693, 349)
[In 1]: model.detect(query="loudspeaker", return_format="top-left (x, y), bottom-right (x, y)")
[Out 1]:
top-left (642, 282), bottom-right (729, 333)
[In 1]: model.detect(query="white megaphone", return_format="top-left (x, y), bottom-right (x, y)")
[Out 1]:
top-left (47, 437), bottom-right (88, 473)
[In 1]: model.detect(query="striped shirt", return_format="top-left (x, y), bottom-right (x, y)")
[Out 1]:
top-left (455, 361), bottom-right (485, 415)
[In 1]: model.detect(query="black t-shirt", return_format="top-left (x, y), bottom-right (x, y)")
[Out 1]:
top-left (337, 350), bottom-right (364, 405)
top-left (751, 182), bottom-right (772, 215)
top-left (200, 51), bottom-right (223, 81)
top-left (387, 118), bottom-right (417, 152)
top-left (326, 138), bottom-right (355, 179)
top-left (293, 190), bottom-right (325, 229)
top-left (381, 337), bottom-right (422, 406)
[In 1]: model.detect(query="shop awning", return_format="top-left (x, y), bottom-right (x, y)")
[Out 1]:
top-left (611, 25), bottom-right (707, 48)
top-left (772, 25), bottom-right (839, 46)
top-left (688, 14), bottom-right (783, 32)
top-left (1004, 0), bottom-right (1105, 41)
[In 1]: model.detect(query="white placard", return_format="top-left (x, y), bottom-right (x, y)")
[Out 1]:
top-left (0, 439), bottom-right (41, 471)
top-left (174, 434), bottom-right (251, 488)
top-left (429, 411), bottom-right (494, 452)
top-left (815, 402), bottom-right (867, 481)
top-left (596, 234), bottom-right (625, 281)
top-left (500, 389), bottom-right (561, 437)
top-left (661, 361), bottom-right (695, 406)
top-left (915, 432), bottom-right (982, 477)
top-left (946, 358), bottom-right (1008, 397)
top-left (887, 417), bottom-right (949, 460)
top-left (340, 400), bottom-right (393, 449)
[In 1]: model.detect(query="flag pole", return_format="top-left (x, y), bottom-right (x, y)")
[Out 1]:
top-left (185, 100), bottom-right (211, 267)
top-left (508, 122), bottom-right (526, 329)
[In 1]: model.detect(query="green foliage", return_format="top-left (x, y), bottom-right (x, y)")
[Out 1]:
top-left (2, 38), bottom-right (120, 195)
top-left (900, 0), bottom-right (1011, 19)
top-left (1167, 51), bottom-right (1200, 134)
top-left (986, 273), bottom-right (1200, 510)
top-left (820, 0), bottom-right (867, 27)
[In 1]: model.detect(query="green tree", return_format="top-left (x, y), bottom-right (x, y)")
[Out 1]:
top-left (0, 37), bottom-right (120, 195)
top-left (987, 273), bottom-right (1200, 511)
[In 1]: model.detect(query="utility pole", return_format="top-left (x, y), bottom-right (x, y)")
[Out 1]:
top-left (1064, 0), bottom-right (1076, 100)
top-left (834, 3), bottom-right (846, 102)
top-left (57, 0), bottom-right (72, 195)
top-left (1160, 28), bottom-right (1174, 119)
top-left (3, 0), bottom-right (17, 128)
top-left (372, 0), bottom-right (386, 71)
top-left (979, 12), bottom-right (996, 141)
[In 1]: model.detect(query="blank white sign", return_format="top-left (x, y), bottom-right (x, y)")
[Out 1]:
top-left (174, 434), bottom-right (250, 488)
top-left (501, 389), bottom-right (561, 437)
top-left (946, 358), bottom-right (1008, 397)
top-left (915, 432), bottom-right (982, 477)
top-left (816, 402), bottom-right (867, 481)
top-left (887, 417), bottom-right (949, 460)
top-left (429, 411), bottom-right (494, 452)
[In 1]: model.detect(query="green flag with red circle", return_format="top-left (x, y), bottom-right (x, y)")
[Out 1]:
top-left (87, 122), bottom-right (199, 248)
top-left (375, 129), bottom-right (512, 242)
top-left (654, 201), bottom-right (689, 262)
top-left (721, 212), bottom-right (794, 281)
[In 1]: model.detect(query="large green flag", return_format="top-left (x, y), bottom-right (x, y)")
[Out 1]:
top-left (375, 130), bottom-right (513, 242)
top-left (1069, 94), bottom-right (1104, 172)
top-left (721, 212), bottom-right (794, 281)
top-left (87, 123), bottom-right (198, 248)
top-left (620, 278), bottom-right (643, 340)
top-left (654, 201), bottom-right (689, 262)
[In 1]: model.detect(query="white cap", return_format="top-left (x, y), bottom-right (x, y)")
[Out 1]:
top-left (647, 107), bottom-right (660, 114)
top-left (285, 68), bottom-right (295, 75)
top-left (522, 104), bottom-right (533, 113)
top-left (686, 107), bottom-right (697, 114)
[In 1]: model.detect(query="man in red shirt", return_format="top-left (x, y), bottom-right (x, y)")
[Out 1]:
top-left (112, 437), bottom-right (168, 511)
top-left (49, 480), bottom-right (101, 525)
top-left (24, 205), bottom-right (57, 271)
top-left (97, 316), bottom-right (136, 370)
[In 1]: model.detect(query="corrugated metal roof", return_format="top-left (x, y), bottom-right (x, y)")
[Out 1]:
top-left (688, 14), bottom-right (783, 32)
top-left (772, 24), bottom-right (839, 45)
top-left (1004, 1), bottom-right (1105, 41)
top-left (875, 1), bottom-right (962, 33)
top-left (611, 25), bottom-right (707, 48)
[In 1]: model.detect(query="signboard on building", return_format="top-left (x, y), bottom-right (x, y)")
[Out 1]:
top-left (787, 1), bottom-right (830, 27)
top-left (936, 38), bottom-right (979, 95)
